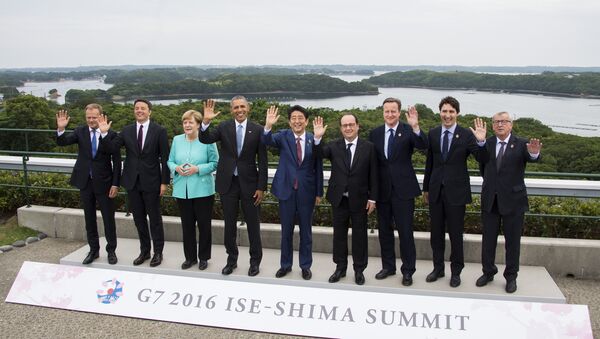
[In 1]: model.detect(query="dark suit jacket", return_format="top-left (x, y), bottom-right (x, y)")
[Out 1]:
top-left (315, 138), bottom-right (378, 210)
top-left (423, 125), bottom-right (487, 205)
top-left (479, 134), bottom-right (539, 215)
top-left (102, 121), bottom-right (170, 191)
top-left (57, 126), bottom-right (121, 192)
top-left (199, 119), bottom-right (268, 196)
top-left (261, 129), bottom-right (323, 201)
top-left (369, 123), bottom-right (428, 201)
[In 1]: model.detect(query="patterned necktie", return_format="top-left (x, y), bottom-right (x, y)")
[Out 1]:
top-left (296, 137), bottom-right (302, 165)
top-left (346, 143), bottom-right (353, 169)
top-left (236, 124), bottom-right (243, 155)
top-left (387, 128), bottom-right (394, 159)
top-left (496, 141), bottom-right (507, 172)
top-left (137, 124), bottom-right (143, 151)
top-left (442, 130), bottom-right (450, 161)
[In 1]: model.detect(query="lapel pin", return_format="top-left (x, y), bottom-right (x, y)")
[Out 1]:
top-left (511, 144), bottom-right (514, 148)
top-left (397, 133), bottom-right (401, 137)
top-left (455, 134), bottom-right (460, 139)
top-left (248, 130), bottom-right (252, 134)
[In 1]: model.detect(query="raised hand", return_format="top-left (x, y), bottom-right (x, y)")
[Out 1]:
top-left (202, 99), bottom-right (221, 123)
top-left (312, 116), bottom-right (328, 139)
top-left (264, 105), bottom-right (279, 129)
top-left (527, 138), bottom-right (542, 154)
top-left (97, 114), bottom-right (112, 134)
top-left (470, 117), bottom-right (487, 142)
top-left (56, 110), bottom-right (70, 131)
top-left (405, 105), bottom-right (420, 130)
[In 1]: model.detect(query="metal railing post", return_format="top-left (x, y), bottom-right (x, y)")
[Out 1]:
top-left (22, 155), bottom-right (31, 207)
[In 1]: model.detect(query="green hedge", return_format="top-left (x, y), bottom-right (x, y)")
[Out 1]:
top-left (1, 170), bottom-right (598, 239)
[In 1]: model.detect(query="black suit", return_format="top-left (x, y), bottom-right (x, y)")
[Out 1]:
top-left (369, 123), bottom-right (428, 276)
top-left (315, 138), bottom-right (378, 272)
top-left (57, 126), bottom-right (121, 253)
top-left (478, 134), bottom-right (538, 280)
top-left (199, 119), bottom-right (268, 266)
top-left (102, 121), bottom-right (170, 255)
top-left (423, 125), bottom-right (487, 275)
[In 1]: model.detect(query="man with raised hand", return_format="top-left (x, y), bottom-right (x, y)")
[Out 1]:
top-left (261, 104), bottom-right (323, 280)
top-left (199, 97), bottom-right (268, 277)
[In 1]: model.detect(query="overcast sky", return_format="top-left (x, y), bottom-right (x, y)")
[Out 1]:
top-left (2, 0), bottom-right (599, 68)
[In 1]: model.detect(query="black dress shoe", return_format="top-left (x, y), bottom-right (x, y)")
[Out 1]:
top-left (328, 269), bottom-right (346, 283)
top-left (149, 253), bottom-right (163, 267)
top-left (198, 260), bottom-right (208, 270)
top-left (450, 274), bottom-right (461, 288)
top-left (401, 274), bottom-right (413, 286)
top-left (375, 269), bottom-right (396, 280)
top-left (181, 259), bottom-right (197, 270)
top-left (506, 280), bottom-right (517, 293)
top-left (355, 271), bottom-right (365, 285)
top-left (222, 263), bottom-right (237, 275)
top-left (133, 253), bottom-right (151, 266)
top-left (248, 265), bottom-right (260, 277)
top-left (82, 251), bottom-right (99, 265)
top-left (476, 274), bottom-right (494, 287)
top-left (275, 267), bottom-right (292, 278)
top-left (107, 252), bottom-right (118, 265)
top-left (302, 268), bottom-right (312, 280)
top-left (425, 269), bottom-right (445, 282)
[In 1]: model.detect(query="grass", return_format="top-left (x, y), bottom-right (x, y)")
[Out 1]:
top-left (0, 214), bottom-right (39, 246)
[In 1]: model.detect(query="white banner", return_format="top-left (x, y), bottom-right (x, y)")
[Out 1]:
top-left (6, 261), bottom-right (593, 338)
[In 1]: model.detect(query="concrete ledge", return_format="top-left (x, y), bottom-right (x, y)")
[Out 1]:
top-left (18, 204), bottom-right (600, 279)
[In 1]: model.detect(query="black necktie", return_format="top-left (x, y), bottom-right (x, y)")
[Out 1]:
top-left (346, 143), bottom-right (353, 168)
top-left (442, 130), bottom-right (450, 161)
top-left (137, 124), bottom-right (144, 151)
top-left (387, 128), bottom-right (394, 159)
top-left (496, 141), bottom-right (506, 172)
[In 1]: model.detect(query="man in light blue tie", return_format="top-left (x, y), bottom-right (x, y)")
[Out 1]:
top-left (200, 96), bottom-right (268, 277)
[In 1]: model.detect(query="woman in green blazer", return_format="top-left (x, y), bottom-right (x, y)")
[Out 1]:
top-left (168, 110), bottom-right (219, 270)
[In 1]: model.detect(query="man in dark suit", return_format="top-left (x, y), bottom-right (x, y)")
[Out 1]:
top-left (56, 104), bottom-right (121, 265)
top-left (369, 97), bottom-right (428, 286)
top-left (475, 111), bottom-right (541, 293)
top-left (423, 96), bottom-right (487, 287)
top-left (313, 113), bottom-right (378, 285)
top-left (200, 97), bottom-right (268, 277)
top-left (98, 99), bottom-right (170, 267)
top-left (261, 105), bottom-right (323, 280)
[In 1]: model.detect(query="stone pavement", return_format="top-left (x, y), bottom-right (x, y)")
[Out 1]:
top-left (1, 238), bottom-right (598, 338)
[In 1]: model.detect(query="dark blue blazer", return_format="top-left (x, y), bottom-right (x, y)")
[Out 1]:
top-left (369, 122), bottom-right (428, 201)
top-left (261, 129), bottom-right (323, 201)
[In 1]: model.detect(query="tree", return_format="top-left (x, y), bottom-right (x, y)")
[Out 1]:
top-left (0, 95), bottom-right (55, 151)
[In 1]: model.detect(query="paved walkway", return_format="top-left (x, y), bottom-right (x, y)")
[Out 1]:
top-left (1, 238), bottom-right (598, 338)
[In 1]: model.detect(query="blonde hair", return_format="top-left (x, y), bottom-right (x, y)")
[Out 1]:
top-left (181, 110), bottom-right (202, 124)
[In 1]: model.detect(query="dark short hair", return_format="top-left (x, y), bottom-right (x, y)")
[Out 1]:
top-left (382, 97), bottom-right (402, 110)
top-left (288, 105), bottom-right (309, 119)
top-left (339, 113), bottom-right (359, 125)
top-left (439, 96), bottom-right (460, 113)
top-left (134, 98), bottom-right (152, 110)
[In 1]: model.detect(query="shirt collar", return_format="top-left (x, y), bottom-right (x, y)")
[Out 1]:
top-left (345, 136), bottom-right (358, 146)
top-left (236, 119), bottom-right (248, 129)
top-left (385, 122), bottom-right (399, 132)
top-left (442, 123), bottom-right (457, 135)
top-left (294, 131), bottom-right (306, 141)
top-left (496, 133), bottom-right (511, 144)
top-left (136, 120), bottom-right (150, 130)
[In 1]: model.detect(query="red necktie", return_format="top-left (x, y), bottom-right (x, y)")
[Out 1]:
top-left (296, 137), bottom-right (302, 165)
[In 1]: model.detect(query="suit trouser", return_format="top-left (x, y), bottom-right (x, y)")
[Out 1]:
top-left (332, 197), bottom-right (368, 272)
top-left (128, 178), bottom-right (164, 255)
top-left (80, 177), bottom-right (117, 253)
top-left (177, 195), bottom-right (214, 262)
top-left (481, 197), bottom-right (524, 281)
top-left (278, 190), bottom-right (314, 270)
top-left (376, 197), bottom-right (417, 276)
top-left (221, 176), bottom-right (263, 266)
top-left (429, 186), bottom-right (466, 275)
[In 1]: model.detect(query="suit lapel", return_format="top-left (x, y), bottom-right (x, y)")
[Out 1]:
top-left (229, 120), bottom-right (238, 157)
top-left (130, 124), bottom-right (140, 155)
top-left (81, 127), bottom-right (93, 158)
top-left (446, 125), bottom-right (462, 160)
top-left (351, 139), bottom-right (364, 171)
top-left (285, 130), bottom-right (298, 165)
top-left (304, 133), bottom-right (313, 166)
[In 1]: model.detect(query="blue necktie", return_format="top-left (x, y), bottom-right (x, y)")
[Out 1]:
top-left (91, 129), bottom-right (97, 158)
top-left (442, 130), bottom-right (450, 161)
top-left (236, 124), bottom-right (243, 155)
top-left (387, 128), bottom-right (394, 158)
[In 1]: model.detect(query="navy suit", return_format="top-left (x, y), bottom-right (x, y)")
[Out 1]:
top-left (423, 124), bottom-right (487, 275)
top-left (478, 134), bottom-right (538, 280)
top-left (57, 126), bottom-right (121, 253)
top-left (369, 123), bottom-right (428, 276)
top-left (262, 129), bottom-right (323, 270)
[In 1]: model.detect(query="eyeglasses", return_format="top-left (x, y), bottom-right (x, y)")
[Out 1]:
top-left (341, 123), bottom-right (356, 129)
top-left (493, 120), bottom-right (512, 125)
